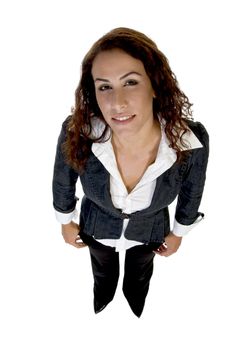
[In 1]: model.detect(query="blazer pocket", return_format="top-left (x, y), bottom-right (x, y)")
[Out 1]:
top-left (83, 203), bottom-right (98, 236)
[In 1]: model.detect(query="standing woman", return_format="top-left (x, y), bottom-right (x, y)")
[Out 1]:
top-left (52, 27), bottom-right (209, 317)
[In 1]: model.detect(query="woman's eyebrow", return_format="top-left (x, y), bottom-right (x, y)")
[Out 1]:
top-left (94, 71), bottom-right (142, 83)
top-left (120, 71), bottom-right (142, 80)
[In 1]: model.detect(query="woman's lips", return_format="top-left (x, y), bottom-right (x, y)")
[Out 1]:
top-left (112, 114), bottom-right (136, 123)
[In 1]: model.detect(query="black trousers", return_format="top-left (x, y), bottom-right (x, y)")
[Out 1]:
top-left (80, 233), bottom-right (159, 317)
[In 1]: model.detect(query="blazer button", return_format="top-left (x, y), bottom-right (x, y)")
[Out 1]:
top-left (122, 212), bottom-right (130, 219)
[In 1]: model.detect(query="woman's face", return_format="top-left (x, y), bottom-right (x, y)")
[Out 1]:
top-left (91, 49), bottom-right (155, 137)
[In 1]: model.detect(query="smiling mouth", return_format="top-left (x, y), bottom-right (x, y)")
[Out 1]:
top-left (112, 114), bottom-right (136, 122)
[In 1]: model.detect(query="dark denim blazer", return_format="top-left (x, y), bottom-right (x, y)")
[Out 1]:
top-left (52, 119), bottom-right (209, 244)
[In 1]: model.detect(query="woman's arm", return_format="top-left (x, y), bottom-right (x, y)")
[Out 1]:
top-left (175, 122), bottom-right (209, 228)
top-left (155, 122), bottom-right (209, 257)
top-left (52, 120), bottom-right (86, 248)
top-left (52, 119), bottom-right (79, 216)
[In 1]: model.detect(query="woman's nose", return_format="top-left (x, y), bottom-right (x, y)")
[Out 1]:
top-left (111, 89), bottom-right (127, 111)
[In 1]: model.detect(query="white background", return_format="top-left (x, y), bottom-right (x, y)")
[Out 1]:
top-left (0, 0), bottom-right (232, 349)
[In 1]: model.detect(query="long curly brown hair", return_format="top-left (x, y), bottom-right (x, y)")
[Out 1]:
top-left (62, 27), bottom-right (193, 172)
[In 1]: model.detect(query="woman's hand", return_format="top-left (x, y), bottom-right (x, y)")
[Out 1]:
top-left (61, 221), bottom-right (87, 249)
top-left (154, 232), bottom-right (182, 257)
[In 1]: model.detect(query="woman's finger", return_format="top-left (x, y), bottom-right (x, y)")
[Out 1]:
top-left (75, 235), bottom-right (87, 248)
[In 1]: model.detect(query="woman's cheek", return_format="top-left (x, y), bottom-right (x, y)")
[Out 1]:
top-left (97, 95), bottom-right (111, 115)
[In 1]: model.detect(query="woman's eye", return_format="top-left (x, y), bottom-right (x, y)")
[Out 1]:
top-left (98, 85), bottom-right (112, 91)
top-left (125, 79), bottom-right (138, 86)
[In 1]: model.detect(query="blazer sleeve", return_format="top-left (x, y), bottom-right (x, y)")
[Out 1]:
top-left (52, 119), bottom-right (79, 215)
top-left (174, 122), bottom-right (209, 227)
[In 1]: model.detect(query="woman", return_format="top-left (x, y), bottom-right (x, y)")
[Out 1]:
top-left (52, 27), bottom-right (209, 317)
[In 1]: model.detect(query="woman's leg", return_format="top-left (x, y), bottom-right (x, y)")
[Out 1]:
top-left (123, 245), bottom-right (156, 317)
top-left (80, 233), bottom-right (120, 313)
